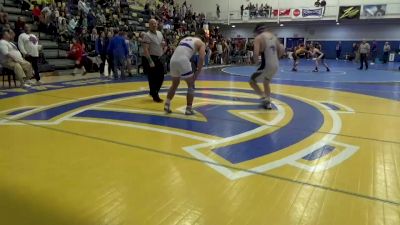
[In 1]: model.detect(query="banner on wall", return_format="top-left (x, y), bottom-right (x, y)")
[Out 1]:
top-left (362, 4), bottom-right (386, 17)
top-left (292, 7), bottom-right (324, 19)
top-left (338, 5), bottom-right (361, 20)
top-left (273, 9), bottom-right (291, 17)
top-left (243, 10), bottom-right (250, 21)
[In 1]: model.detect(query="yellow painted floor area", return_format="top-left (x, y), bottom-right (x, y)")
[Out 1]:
top-left (0, 78), bottom-right (399, 225)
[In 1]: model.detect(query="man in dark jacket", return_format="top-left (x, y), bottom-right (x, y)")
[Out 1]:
top-left (95, 31), bottom-right (109, 77)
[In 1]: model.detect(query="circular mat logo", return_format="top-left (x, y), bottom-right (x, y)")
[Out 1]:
top-left (0, 86), bottom-right (358, 180)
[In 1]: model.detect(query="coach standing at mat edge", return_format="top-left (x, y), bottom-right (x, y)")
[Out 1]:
top-left (142, 19), bottom-right (166, 102)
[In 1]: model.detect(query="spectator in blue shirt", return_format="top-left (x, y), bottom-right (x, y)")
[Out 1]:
top-left (108, 30), bottom-right (129, 79)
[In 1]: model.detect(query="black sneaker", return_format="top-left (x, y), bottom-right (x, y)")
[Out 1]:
top-left (292, 68), bottom-right (297, 72)
top-left (262, 100), bottom-right (273, 110)
top-left (153, 96), bottom-right (163, 103)
top-left (326, 68), bottom-right (330, 72)
top-left (312, 69), bottom-right (318, 72)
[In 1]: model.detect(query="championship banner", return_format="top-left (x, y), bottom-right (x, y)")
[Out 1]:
top-left (243, 9), bottom-right (250, 21)
top-left (273, 9), bottom-right (291, 17)
top-left (339, 5), bottom-right (361, 20)
top-left (292, 7), bottom-right (323, 19)
top-left (363, 4), bottom-right (386, 17)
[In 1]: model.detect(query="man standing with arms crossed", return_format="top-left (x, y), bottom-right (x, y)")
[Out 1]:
top-left (249, 24), bottom-right (284, 109)
top-left (142, 19), bottom-right (166, 103)
top-left (18, 24), bottom-right (41, 85)
top-left (358, 39), bottom-right (370, 70)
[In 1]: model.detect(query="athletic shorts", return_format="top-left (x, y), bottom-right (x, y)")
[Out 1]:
top-left (250, 67), bottom-right (278, 82)
top-left (170, 58), bottom-right (193, 78)
top-left (293, 53), bottom-right (305, 60)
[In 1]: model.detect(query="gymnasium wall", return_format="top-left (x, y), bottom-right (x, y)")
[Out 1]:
top-left (176, 0), bottom-right (400, 16)
top-left (221, 23), bottom-right (400, 40)
top-left (220, 23), bottom-right (400, 59)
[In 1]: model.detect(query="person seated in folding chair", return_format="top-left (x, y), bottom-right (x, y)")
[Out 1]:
top-left (0, 29), bottom-right (33, 88)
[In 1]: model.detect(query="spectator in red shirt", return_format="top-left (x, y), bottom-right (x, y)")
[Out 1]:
top-left (69, 38), bottom-right (87, 75)
top-left (32, 5), bottom-right (41, 23)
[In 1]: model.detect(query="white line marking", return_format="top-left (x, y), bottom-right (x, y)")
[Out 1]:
top-left (322, 101), bottom-right (355, 113)
top-left (67, 118), bottom-right (215, 143)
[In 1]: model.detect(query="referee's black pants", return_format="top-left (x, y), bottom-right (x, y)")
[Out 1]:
top-left (144, 55), bottom-right (165, 99)
top-left (359, 53), bottom-right (368, 70)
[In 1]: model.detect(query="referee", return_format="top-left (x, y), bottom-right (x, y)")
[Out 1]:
top-left (142, 19), bottom-right (165, 102)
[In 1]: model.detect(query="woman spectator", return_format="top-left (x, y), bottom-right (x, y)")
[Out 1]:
top-left (58, 18), bottom-right (69, 42)
top-left (69, 37), bottom-right (86, 75)
top-left (32, 5), bottom-right (41, 24)
top-left (68, 16), bottom-right (78, 33)
top-left (89, 28), bottom-right (98, 52)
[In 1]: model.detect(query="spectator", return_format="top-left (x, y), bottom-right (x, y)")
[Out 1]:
top-left (69, 37), bottom-right (86, 75)
top-left (68, 16), bottom-right (78, 33)
top-left (370, 41), bottom-right (377, 64)
top-left (32, 5), bottom-right (41, 24)
top-left (138, 31), bottom-right (147, 75)
top-left (14, 17), bottom-right (25, 41)
top-left (335, 41), bottom-right (341, 60)
top-left (0, 4), bottom-right (8, 24)
top-left (18, 24), bottom-right (41, 85)
top-left (106, 31), bottom-right (114, 77)
top-left (125, 32), bottom-right (134, 76)
top-left (97, 11), bottom-right (106, 25)
top-left (87, 10), bottom-right (96, 31)
top-left (41, 4), bottom-right (51, 24)
top-left (58, 18), bottom-right (69, 42)
top-left (0, 29), bottom-right (33, 88)
top-left (216, 41), bottom-right (223, 64)
top-left (144, 3), bottom-right (151, 16)
top-left (240, 5), bottom-right (244, 19)
top-left (78, 0), bottom-right (90, 14)
top-left (95, 31), bottom-right (109, 77)
top-left (107, 30), bottom-right (128, 79)
top-left (216, 4), bottom-right (220, 18)
top-left (58, 12), bottom-right (66, 28)
top-left (358, 40), bottom-right (370, 70)
top-left (352, 43), bottom-right (359, 63)
top-left (382, 42), bottom-right (391, 64)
